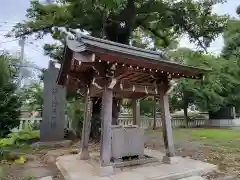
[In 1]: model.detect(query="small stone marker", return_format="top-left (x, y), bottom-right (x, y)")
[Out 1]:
top-left (40, 61), bottom-right (66, 142)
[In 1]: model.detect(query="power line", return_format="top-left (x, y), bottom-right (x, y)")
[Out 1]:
top-left (0, 24), bottom-right (14, 27)
top-left (0, 21), bottom-right (19, 24)
top-left (27, 45), bottom-right (43, 53)
top-left (0, 30), bottom-right (11, 32)
top-left (0, 39), bottom-right (19, 44)
top-left (26, 41), bottom-right (43, 50)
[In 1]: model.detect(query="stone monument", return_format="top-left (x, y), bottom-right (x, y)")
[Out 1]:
top-left (40, 61), bottom-right (66, 142)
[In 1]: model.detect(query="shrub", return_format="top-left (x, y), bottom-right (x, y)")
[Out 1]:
top-left (8, 129), bottom-right (40, 144)
top-left (0, 138), bottom-right (14, 147)
top-left (0, 53), bottom-right (22, 138)
top-left (0, 129), bottom-right (40, 148)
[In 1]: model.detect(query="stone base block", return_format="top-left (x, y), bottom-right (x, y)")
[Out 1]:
top-left (56, 149), bottom-right (217, 180)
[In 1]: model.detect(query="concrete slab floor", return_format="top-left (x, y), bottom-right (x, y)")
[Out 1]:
top-left (56, 149), bottom-right (217, 180)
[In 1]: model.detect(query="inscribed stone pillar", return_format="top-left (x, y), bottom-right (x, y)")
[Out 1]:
top-left (133, 99), bottom-right (140, 126)
top-left (159, 90), bottom-right (175, 157)
top-left (40, 61), bottom-right (66, 142)
top-left (100, 86), bottom-right (113, 167)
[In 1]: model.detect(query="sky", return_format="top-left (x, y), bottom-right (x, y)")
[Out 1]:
top-left (0, 0), bottom-right (239, 69)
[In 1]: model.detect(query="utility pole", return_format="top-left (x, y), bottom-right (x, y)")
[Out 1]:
top-left (18, 36), bottom-right (25, 87)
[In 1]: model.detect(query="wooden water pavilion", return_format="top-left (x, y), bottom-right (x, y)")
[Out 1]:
top-left (57, 34), bottom-right (207, 169)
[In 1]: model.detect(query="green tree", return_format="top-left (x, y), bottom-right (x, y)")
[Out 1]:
top-left (66, 99), bottom-right (84, 137)
top-left (222, 19), bottom-right (240, 59)
top-left (0, 53), bottom-right (22, 137)
top-left (11, 0), bottom-right (228, 137)
top-left (220, 6), bottom-right (240, 112)
top-left (23, 83), bottom-right (44, 116)
top-left (11, 0), bottom-right (228, 59)
top-left (169, 48), bottom-right (240, 125)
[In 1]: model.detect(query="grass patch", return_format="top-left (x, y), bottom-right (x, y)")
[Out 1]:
top-left (147, 128), bottom-right (240, 141)
top-left (190, 128), bottom-right (240, 140)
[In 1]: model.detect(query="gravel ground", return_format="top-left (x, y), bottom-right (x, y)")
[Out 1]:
top-left (1, 130), bottom-right (239, 180)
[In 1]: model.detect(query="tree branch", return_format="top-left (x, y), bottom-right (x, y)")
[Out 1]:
top-left (140, 23), bottom-right (170, 48)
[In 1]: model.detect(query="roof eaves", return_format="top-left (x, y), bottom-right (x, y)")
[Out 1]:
top-left (76, 33), bottom-right (168, 60)
top-left (73, 34), bottom-right (211, 74)
top-left (66, 38), bottom-right (87, 52)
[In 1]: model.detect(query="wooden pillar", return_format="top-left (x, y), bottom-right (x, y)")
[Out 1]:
top-left (133, 99), bottom-right (140, 126)
top-left (80, 92), bottom-right (93, 160)
top-left (153, 96), bottom-right (157, 130)
top-left (159, 89), bottom-right (175, 158)
top-left (100, 85), bottom-right (113, 166)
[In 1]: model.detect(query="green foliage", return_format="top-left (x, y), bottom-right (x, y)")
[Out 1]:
top-left (0, 138), bottom-right (14, 147)
top-left (222, 19), bottom-right (240, 58)
top-left (0, 129), bottom-right (40, 148)
top-left (168, 48), bottom-right (240, 122)
top-left (10, 0), bottom-right (228, 61)
top-left (221, 11), bottom-right (240, 111)
top-left (8, 130), bottom-right (40, 144)
top-left (140, 100), bottom-right (156, 116)
top-left (23, 83), bottom-right (43, 114)
top-left (66, 99), bottom-right (84, 136)
top-left (121, 98), bottom-right (156, 116)
top-left (0, 53), bottom-right (22, 137)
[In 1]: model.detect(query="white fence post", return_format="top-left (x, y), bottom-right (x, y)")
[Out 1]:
top-left (118, 115), bottom-right (206, 129)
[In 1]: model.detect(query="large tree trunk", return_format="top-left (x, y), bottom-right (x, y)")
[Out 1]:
top-left (90, 26), bottom-right (131, 140)
top-left (152, 97), bottom-right (157, 130)
top-left (183, 96), bottom-right (189, 128)
top-left (90, 97), bottom-right (102, 140)
top-left (90, 1), bottom-right (136, 140)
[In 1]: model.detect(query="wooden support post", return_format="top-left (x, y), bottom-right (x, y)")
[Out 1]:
top-left (80, 91), bottom-right (93, 160)
top-left (132, 99), bottom-right (137, 125)
top-left (100, 85), bottom-right (113, 167)
top-left (133, 99), bottom-right (140, 126)
top-left (153, 96), bottom-right (157, 130)
top-left (159, 89), bottom-right (175, 158)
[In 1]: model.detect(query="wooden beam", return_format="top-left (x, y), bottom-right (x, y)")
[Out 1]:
top-left (73, 52), bottom-right (95, 62)
top-left (93, 51), bottom-right (205, 77)
top-left (114, 84), bottom-right (157, 95)
top-left (100, 85), bottom-right (113, 166)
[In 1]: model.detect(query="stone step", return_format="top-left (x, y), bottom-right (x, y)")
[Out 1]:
top-left (179, 176), bottom-right (206, 180)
